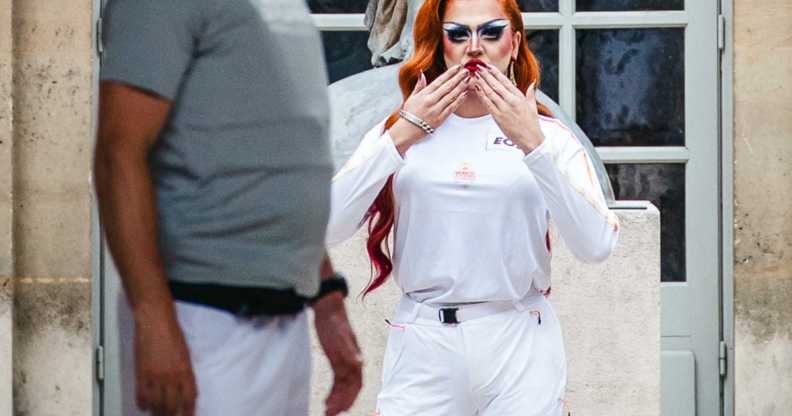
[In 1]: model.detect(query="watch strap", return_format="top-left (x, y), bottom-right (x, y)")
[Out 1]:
top-left (310, 273), bottom-right (349, 304)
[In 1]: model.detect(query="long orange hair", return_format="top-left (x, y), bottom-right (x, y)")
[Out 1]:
top-left (363, 0), bottom-right (553, 296)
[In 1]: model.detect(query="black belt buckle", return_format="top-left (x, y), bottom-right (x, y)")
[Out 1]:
top-left (438, 307), bottom-right (459, 324)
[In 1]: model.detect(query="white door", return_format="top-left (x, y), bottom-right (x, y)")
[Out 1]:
top-left (309, 0), bottom-right (723, 414)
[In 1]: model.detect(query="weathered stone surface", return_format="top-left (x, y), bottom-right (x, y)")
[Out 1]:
top-left (312, 205), bottom-right (660, 416)
top-left (1, 0), bottom-right (13, 277)
top-left (9, 0), bottom-right (95, 414)
top-left (12, 56), bottom-right (92, 278)
top-left (734, 0), bottom-right (792, 414)
top-left (13, 282), bottom-right (91, 416)
top-left (13, 194), bottom-right (91, 278)
top-left (1, 1), bottom-right (14, 414)
top-left (0, 281), bottom-right (11, 416)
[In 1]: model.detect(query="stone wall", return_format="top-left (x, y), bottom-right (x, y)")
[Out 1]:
top-left (1, 0), bottom-right (16, 413)
top-left (733, 1), bottom-right (792, 414)
top-left (5, 0), bottom-right (95, 414)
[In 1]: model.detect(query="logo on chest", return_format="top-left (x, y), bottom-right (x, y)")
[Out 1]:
top-left (453, 162), bottom-right (477, 184)
top-left (486, 136), bottom-right (521, 151)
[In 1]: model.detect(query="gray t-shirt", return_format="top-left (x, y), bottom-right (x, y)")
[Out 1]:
top-left (100, 0), bottom-right (333, 296)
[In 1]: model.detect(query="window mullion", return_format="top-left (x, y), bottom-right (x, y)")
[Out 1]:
top-left (312, 14), bottom-right (366, 31)
top-left (596, 146), bottom-right (690, 164)
top-left (572, 11), bottom-right (688, 28)
top-left (559, 23), bottom-right (576, 122)
top-left (522, 13), bottom-right (564, 29)
top-left (560, 0), bottom-right (575, 17)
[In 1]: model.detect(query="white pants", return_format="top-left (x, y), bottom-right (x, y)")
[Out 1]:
top-left (120, 297), bottom-right (311, 416)
top-left (376, 294), bottom-right (567, 416)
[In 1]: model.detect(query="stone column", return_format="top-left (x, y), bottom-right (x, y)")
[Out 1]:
top-left (733, 1), bottom-right (792, 414)
top-left (11, 0), bottom-right (94, 414)
top-left (1, 0), bottom-right (15, 414)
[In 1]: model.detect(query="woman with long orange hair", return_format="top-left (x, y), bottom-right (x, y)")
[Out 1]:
top-left (327, 0), bottom-right (620, 414)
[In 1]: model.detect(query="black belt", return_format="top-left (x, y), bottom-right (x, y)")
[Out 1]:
top-left (168, 281), bottom-right (309, 317)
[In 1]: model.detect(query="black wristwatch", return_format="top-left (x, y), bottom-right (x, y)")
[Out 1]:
top-left (309, 273), bottom-right (349, 305)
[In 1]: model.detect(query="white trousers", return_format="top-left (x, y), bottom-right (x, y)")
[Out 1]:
top-left (376, 294), bottom-right (567, 416)
top-left (119, 297), bottom-right (311, 416)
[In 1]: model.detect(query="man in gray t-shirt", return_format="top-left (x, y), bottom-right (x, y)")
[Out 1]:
top-left (94, 0), bottom-right (362, 414)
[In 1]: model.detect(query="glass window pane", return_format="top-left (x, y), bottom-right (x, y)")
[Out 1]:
top-left (527, 30), bottom-right (559, 103)
top-left (576, 29), bottom-right (684, 146)
top-left (308, 0), bottom-right (368, 14)
top-left (321, 31), bottom-right (373, 84)
top-left (311, 0), bottom-right (563, 13)
top-left (607, 164), bottom-right (686, 282)
top-left (577, 0), bottom-right (683, 11)
top-left (518, 0), bottom-right (559, 12)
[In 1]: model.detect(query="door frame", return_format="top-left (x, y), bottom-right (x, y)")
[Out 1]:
top-left (91, 0), bottom-right (106, 414)
top-left (719, 0), bottom-right (736, 414)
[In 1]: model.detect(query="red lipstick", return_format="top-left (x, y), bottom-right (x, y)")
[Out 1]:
top-left (464, 59), bottom-right (486, 73)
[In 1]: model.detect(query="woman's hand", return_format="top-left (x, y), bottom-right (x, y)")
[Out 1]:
top-left (472, 63), bottom-right (545, 154)
top-left (389, 65), bottom-right (470, 155)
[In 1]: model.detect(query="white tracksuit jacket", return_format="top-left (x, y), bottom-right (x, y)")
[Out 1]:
top-left (327, 112), bottom-right (619, 305)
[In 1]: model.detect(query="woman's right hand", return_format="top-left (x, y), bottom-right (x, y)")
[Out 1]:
top-left (389, 65), bottom-right (471, 155)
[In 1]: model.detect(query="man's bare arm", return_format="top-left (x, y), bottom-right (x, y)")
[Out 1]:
top-left (94, 80), bottom-right (196, 416)
top-left (314, 254), bottom-right (363, 416)
top-left (95, 81), bottom-right (171, 315)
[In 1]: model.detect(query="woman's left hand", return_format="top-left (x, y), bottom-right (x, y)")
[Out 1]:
top-left (472, 64), bottom-right (545, 154)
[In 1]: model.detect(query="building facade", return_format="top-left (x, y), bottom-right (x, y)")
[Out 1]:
top-left (0, 0), bottom-right (790, 414)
